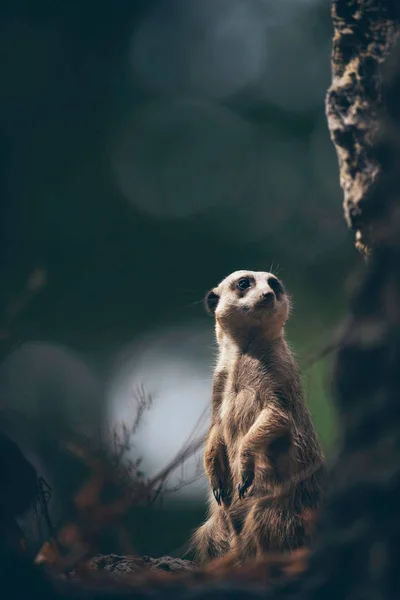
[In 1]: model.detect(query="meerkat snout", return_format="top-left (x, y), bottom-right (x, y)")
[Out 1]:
top-left (262, 290), bottom-right (275, 303)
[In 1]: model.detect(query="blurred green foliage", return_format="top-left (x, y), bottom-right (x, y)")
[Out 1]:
top-left (0, 0), bottom-right (358, 558)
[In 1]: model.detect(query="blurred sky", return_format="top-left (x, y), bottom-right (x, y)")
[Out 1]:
top-left (107, 324), bottom-right (214, 498)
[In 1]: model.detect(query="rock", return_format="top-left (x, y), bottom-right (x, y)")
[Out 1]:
top-left (86, 553), bottom-right (196, 579)
top-left (0, 430), bottom-right (38, 521)
top-left (0, 430), bottom-right (38, 557)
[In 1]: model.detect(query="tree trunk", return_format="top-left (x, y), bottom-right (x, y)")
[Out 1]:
top-left (326, 0), bottom-right (400, 255)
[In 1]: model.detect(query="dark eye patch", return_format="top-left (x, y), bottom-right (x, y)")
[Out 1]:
top-left (237, 277), bottom-right (252, 291)
top-left (268, 277), bottom-right (284, 299)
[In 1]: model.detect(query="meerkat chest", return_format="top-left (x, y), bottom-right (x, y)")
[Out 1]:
top-left (219, 388), bottom-right (260, 437)
top-left (219, 361), bottom-right (272, 436)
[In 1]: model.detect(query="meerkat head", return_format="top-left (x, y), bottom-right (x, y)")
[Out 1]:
top-left (204, 270), bottom-right (291, 342)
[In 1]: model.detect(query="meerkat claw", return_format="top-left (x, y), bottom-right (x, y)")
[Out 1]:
top-left (238, 482), bottom-right (244, 500)
top-left (238, 477), bottom-right (252, 500)
top-left (213, 487), bottom-right (223, 505)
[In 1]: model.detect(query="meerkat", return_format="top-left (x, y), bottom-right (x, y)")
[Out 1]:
top-left (192, 270), bottom-right (324, 564)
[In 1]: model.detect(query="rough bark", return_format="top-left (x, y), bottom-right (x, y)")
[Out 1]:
top-left (326, 0), bottom-right (400, 255)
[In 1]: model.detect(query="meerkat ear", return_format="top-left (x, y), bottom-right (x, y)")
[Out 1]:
top-left (204, 289), bottom-right (220, 315)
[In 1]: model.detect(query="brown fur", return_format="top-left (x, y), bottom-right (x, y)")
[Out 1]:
top-left (192, 270), bottom-right (324, 564)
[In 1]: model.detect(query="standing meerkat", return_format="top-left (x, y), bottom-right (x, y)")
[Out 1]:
top-left (192, 270), bottom-right (324, 563)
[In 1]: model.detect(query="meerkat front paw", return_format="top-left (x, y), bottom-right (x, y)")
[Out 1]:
top-left (238, 471), bottom-right (254, 499)
top-left (212, 483), bottom-right (224, 506)
top-left (211, 475), bottom-right (231, 506)
top-left (238, 454), bottom-right (255, 499)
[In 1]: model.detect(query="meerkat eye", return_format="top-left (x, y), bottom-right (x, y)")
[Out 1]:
top-left (237, 277), bottom-right (251, 291)
top-left (268, 277), bottom-right (284, 298)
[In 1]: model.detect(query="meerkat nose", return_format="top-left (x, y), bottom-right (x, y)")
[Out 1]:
top-left (263, 291), bottom-right (274, 300)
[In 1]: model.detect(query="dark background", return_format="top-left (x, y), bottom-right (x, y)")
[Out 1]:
top-left (0, 0), bottom-right (359, 557)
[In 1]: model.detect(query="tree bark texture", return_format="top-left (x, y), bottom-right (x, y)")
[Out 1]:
top-left (326, 0), bottom-right (400, 255)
